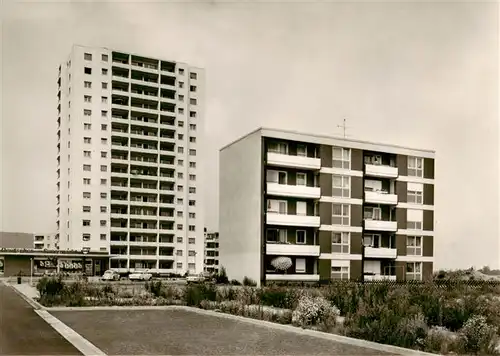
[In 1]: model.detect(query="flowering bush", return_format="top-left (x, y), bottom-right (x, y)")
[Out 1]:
top-left (422, 326), bottom-right (463, 354)
top-left (458, 315), bottom-right (499, 355)
top-left (292, 295), bottom-right (340, 331)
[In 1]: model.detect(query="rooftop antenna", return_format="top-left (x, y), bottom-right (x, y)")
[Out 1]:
top-left (337, 118), bottom-right (350, 139)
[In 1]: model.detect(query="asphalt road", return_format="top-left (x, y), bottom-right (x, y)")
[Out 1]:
top-left (52, 309), bottom-right (396, 355)
top-left (0, 283), bottom-right (81, 355)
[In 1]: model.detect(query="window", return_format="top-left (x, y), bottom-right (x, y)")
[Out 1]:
top-left (189, 212), bottom-right (196, 218)
top-left (296, 173), bottom-right (307, 186)
top-left (188, 263), bottom-right (196, 270)
top-left (178, 160), bottom-right (184, 166)
top-left (83, 206), bottom-right (91, 212)
top-left (84, 109), bottom-right (92, 116)
top-left (178, 172), bottom-right (184, 179)
top-left (101, 138), bottom-right (108, 144)
top-left (189, 200), bottom-right (196, 206)
top-left (408, 156), bottom-right (423, 177)
top-left (189, 187), bottom-right (196, 194)
top-left (100, 165), bottom-right (107, 172)
top-left (100, 193), bottom-right (107, 199)
top-left (189, 238), bottom-right (196, 244)
top-left (177, 185), bottom-right (184, 192)
top-left (84, 95), bottom-right (92, 103)
top-left (177, 236), bottom-right (183, 243)
top-left (82, 233), bottom-right (91, 241)
top-left (101, 124), bottom-right (107, 131)
top-left (189, 162), bottom-right (196, 168)
top-left (188, 250), bottom-right (196, 256)
top-left (190, 85), bottom-right (196, 92)
top-left (84, 53), bottom-right (92, 61)
top-left (83, 164), bottom-right (91, 171)
top-left (177, 262), bottom-right (182, 268)
top-left (178, 95), bottom-right (184, 101)
top-left (100, 178), bottom-right (107, 185)
top-left (266, 228), bottom-right (287, 243)
top-left (331, 266), bottom-right (349, 280)
top-left (178, 134), bottom-right (184, 140)
top-left (102, 96), bottom-right (108, 104)
top-left (407, 183), bottom-right (423, 204)
top-left (179, 81), bottom-right (184, 88)
top-left (102, 82), bottom-right (108, 89)
top-left (178, 108), bottom-right (184, 114)
top-left (178, 120), bottom-right (184, 127)
top-left (407, 236), bottom-right (422, 256)
top-left (332, 175), bottom-right (350, 197)
top-left (84, 81), bottom-right (92, 88)
top-left (332, 147), bottom-right (350, 169)
top-left (101, 110), bottom-right (108, 118)
top-left (189, 111), bottom-right (197, 119)
top-left (189, 149), bottom-right (196, 156)
top-left (406, 262), bottom-right (422, 280)
top-left (178, 147), bottom-right (184, 154)
top-left (364, 206), bottom-right (382, 220)
top-left (100, 206), bottom-right (107, 213)
top-left (188, 174), bottom-right (196, 181)
top-left (190, 124), bottom-right (196, 130)
top-left (102, 68), bottom-right (108, 75)
top-left (83, 220), bottom-right (91, 226)
top-left (100, 220), bottom-right (107, 227)
top-left (177, 198), bottom-right (183, 205)
top-left (190, 72), bottom-right (197, 79)
top-left (100, 234), bottom-right (107, 241)
top-left (84, 67), bottom-right (92, 75)
top-left (101, 151), bottom-right (107, 158)
top-left (177, 224), bottom-right (184, 230)
top-left (84, 137), bottom-right (91, 144)
top-left (267, 199), bottom-right (287, 214)
top-left (407, 209), bottom-right (423, 230)
top-left (190, 98), bottom-right (197, 105)
top-left (179, 68), bottom-right (185, 75)
top-left (268, 142), bottom-right (288, 154)
top-left (296, 230), bottom-right (306, 244)
top-left (84, 123), bottom-right (91, 130)
top-left (332, 232), bottom-right (350, 253)
top-left (83, 192), bottom-right (91, 199)
top-left (189, 137), bottom-right (196, 143)
top-left (83, 178), bottom-right (91, 185)
top-left (177, 250), bottom-right (183, 256)
top-left (332, 204), bottom-right (350, 225)
top-left (295, 258), bottom-right (306, 273)
top-left (297, 144), bottom-right (307, 157)
top-left (266, 170), bottom-right (287, 184)
top-left (84, 151), bottom-right (91, 157)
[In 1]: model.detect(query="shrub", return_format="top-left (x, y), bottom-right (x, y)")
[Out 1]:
top-left (216, 286), bottom-right (238, 302)
top-left (259, 286), bottom-right (298, 309)
top-left (458, 315), bottom-right (499, 355)
top-left (243, 276), bottom-right (257, 287)
top-left (230, 279), bottom-right (241, 286)
top-left (184, 283), bottom-right (217, 306)
top-left (36, 275), bottom-right (66, 306)
top-left (292, 295), bottom-right (340, 332)
top-left (215, 267), bottom-right (229, 284)
top-left (422, 326), bottom-right (463, 355)
top-left (145, 280), bottom-right (163, 297)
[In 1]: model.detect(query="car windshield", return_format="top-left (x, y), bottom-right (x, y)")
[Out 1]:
top-left (104, 270), bottom-right (114, 274)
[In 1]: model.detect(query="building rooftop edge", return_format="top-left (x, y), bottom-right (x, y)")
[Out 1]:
top-left (220, 126), bottom-right (436, 156)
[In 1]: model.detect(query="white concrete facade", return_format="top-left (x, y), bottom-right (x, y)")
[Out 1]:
top-left (56, 45), bottom-right (204, 275)
top-left (33, 233), bottom-right (58, 250)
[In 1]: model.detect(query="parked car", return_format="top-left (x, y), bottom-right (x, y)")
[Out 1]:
top-left (186, 273), bottom-right (207, 284)
top-left (101, 269), bottom-right (120, 281)
top-left (129, 270), bottom-right (153, 281)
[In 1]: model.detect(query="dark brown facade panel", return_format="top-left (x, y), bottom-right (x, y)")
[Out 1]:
top-left (351, 176), bottom-right (363, 200)
top-left (423, 236), bottom-right (434, 257)
top-left (319, 259), bottom-right (331, 281)
top-left (422, 262), bottom-right (433, 281)
top-left (350, 260), bottom-right (362, 281)
top-left (351, 149), bottom-right (364, 171)
top-left (395, 261), bottom-right (406, 281)
top-left (351, 204), bottom-right (363, 227)
top-left (284, 227), bottom-right (316, 245)
top-left (424, 158), bottom-right (435, 180)
top-left (396, 208), bottom-right (407, 229)
top-left (396, 155), bottom-right (408, 176)
top-left (260, 138), bottom-right (266, 284)
top-left (423, 210), bottom-right (434, 231)
top-left (396, 234), bottom-right (407, 256)
top-left (319, 145), bottom-right (332, 168)
top-left (350, 232), bottom-right (363, 254)
top-left (423, 184), bottom-right (434, 205)
top-left (319, 173), bottom-right (332, 197)
top-left (319, 202), bottom-right (332, 225)
top-left (288, 171), bottom-right (297, 186)
top-left (396, 181), bottom-right (408, 203)
top-left (319, 231), bottom-right (332, 254)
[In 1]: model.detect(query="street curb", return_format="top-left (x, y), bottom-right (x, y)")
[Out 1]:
top-left (2, 281), bottom-right (45, 310)
top-left (45, 304), bottom-right (437, 356)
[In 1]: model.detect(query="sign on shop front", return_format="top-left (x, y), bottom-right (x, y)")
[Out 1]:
top-left (34, 258), bottom-right (91, 275)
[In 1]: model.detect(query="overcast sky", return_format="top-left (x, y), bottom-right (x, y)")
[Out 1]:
top-left (1, 1), bottom-right (498, 270)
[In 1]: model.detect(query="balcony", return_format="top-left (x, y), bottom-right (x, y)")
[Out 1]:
top-left (266, 274), bottom-right (320, 282)
top-left (267, 152), bottom-right (321, 170)
top-left (364, 219), bottom-right (397, 232)
top-left (364, 247), bottom-right (397, 259)
top-left (364, 191), bottom-right (398, 205)
top-left (364, 274), bottom-right (397, 281)
top-left (266, 183), bottom-right (320, 199)
top-left (266, 243), bottom-right (320, 257)
top-left (365, 164), bottom-right (398, 179)
top-left (266, 213), bottom-right (320, 228)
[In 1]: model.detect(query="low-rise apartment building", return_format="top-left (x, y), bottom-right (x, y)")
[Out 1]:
top-left (219, 127), bottom-right (435, 286)
top-left (34, 233), bottom-right (59, 250)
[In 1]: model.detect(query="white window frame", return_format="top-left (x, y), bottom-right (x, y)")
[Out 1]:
top-left (363, 234), bottom-right (381, 247)
top-left (406, 262), bottom-right (422, 280)
top-left (332, 203), bottom-right (350, 225)
top-left (296, 144), bottom-right (307, 157)
top-left (268, 142), bottom-right (288, 154)
top-left (406, 236), bottom-right (422, 256)
top-left (407, 221), bottom-right (423, 230)
top-left (296, 172), bottom-right (307, 186)
top-left (267, 199), bottom-right (288, 214)
top-left (364, 206), bottom-right (382, 220)
top-left (407, 190), bottom-right (423, 204)
top-left (266, 228), bottom-right (287, 243)
top-left (296, 201), bottom-right (307, 216)
top-left (331, 266), bottom-right (349, 280)
top-left (296, 230), bottom-right (306, 244)
top-left (332, 175), bottom-right (350, 198)
top-left (295, 258), bottom-right (306, 273)
top-left (408, 156), bottom-right (424, 178)
top-left (332, 232), bottom-right (350, 253)
top-left (332, 147), bottom-right (351, 170)
top-left (266, 170), bottom-right (287, 184)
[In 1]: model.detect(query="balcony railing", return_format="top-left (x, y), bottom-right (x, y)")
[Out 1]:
top-left (266, 182), bottom-right (320, 199)
top-left (364, 190), bottom-right (398, 205)
top-left (364, 246), bottom-right (397, 259)
top-left (267, 152), bottom-right (321, 170)
top-left (364, 219), bottom-right (398, 232)
top-left (266, 212), bottom-right (320, 228)
top-left (365, 164), bottom-right (398, 179)
top-left (266, 243), bottom-right (320, 256)
top-left (266, 274), bottom-right (320, 281)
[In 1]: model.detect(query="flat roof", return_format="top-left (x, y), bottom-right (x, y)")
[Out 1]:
top-left (220, 127), bottom-right (435, 159)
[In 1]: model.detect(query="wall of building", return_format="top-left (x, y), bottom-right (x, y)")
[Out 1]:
top-left (219, 131), bottom-right (263, 284)
top-left (0, 232), bottom-right (34, 249)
